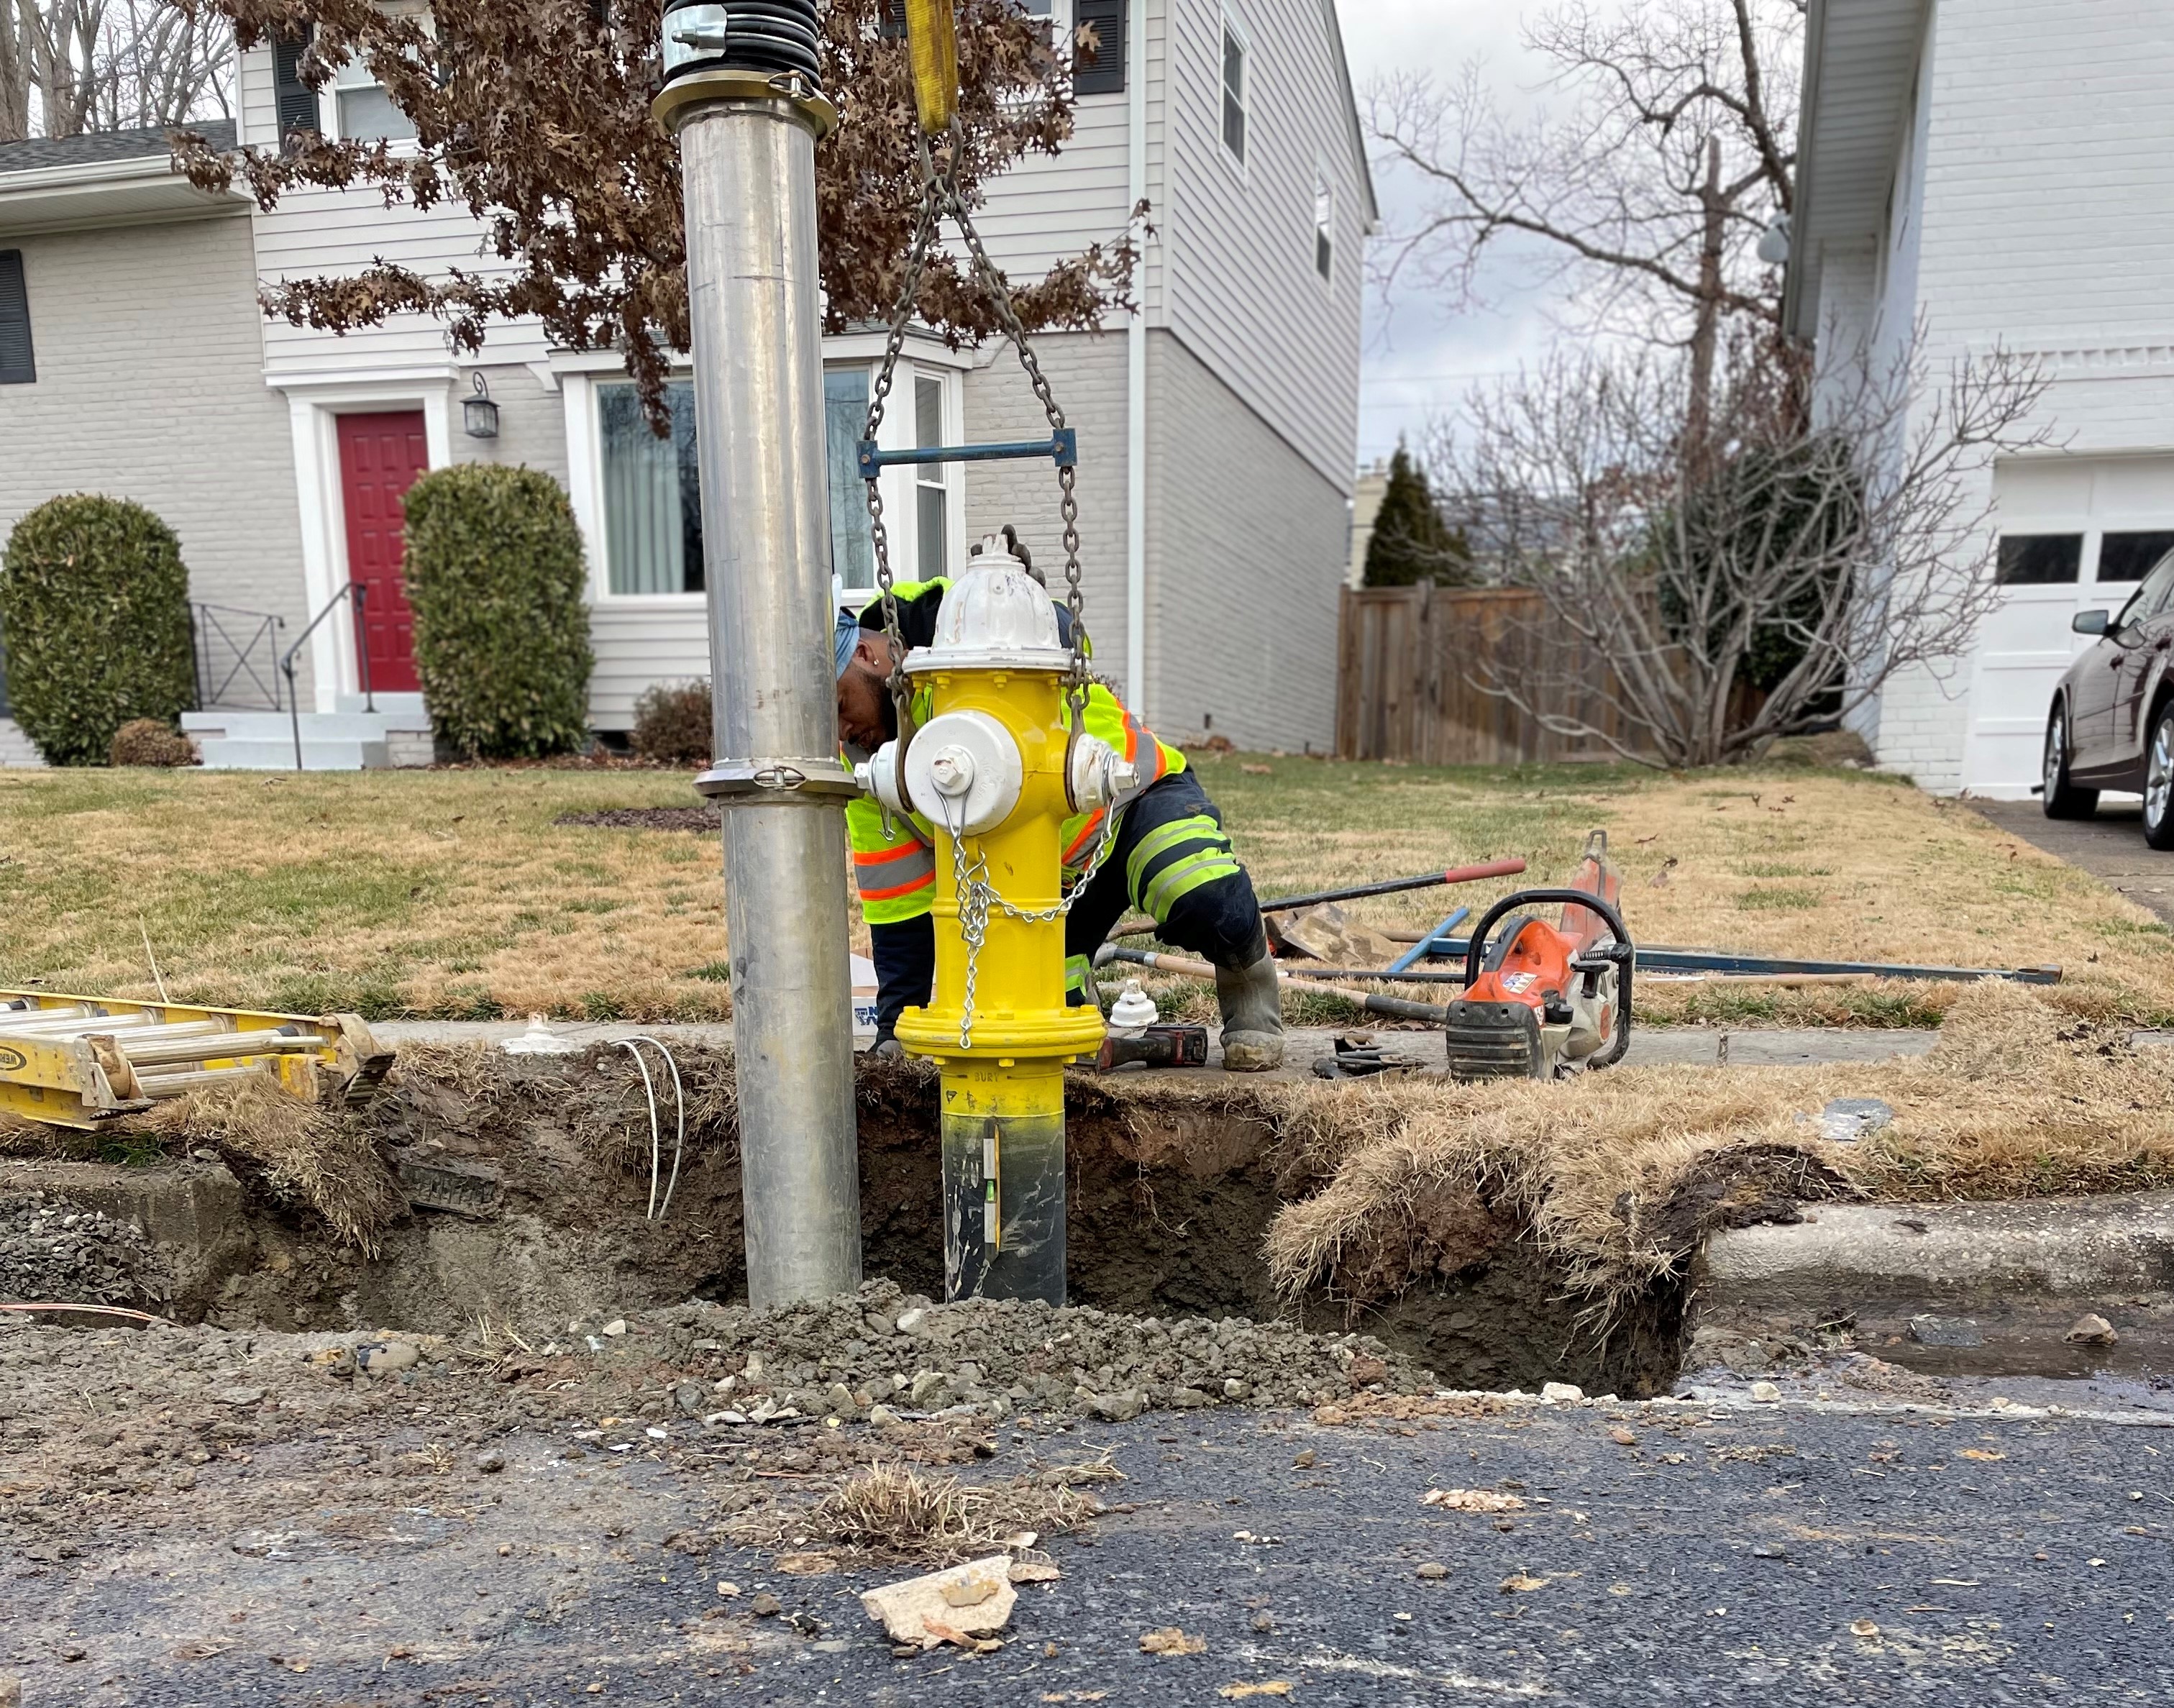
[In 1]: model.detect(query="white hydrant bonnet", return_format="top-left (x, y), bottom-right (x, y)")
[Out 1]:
top-left (904, 535), bottom-right (1071, 674)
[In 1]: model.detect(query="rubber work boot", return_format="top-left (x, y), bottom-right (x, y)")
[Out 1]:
top-left (1215, 954), bottom-right (1286, 1072)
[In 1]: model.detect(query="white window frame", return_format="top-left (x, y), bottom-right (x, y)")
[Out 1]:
top-left (323, 55), bottom-right (421, 147)
top-left (557, 345), bottom-right (966, 609)
top-left (1218, 7), bottom-right (1249, 174)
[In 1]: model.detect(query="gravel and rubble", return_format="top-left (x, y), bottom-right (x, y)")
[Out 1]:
top-left (0, 1191), bottom-right (170, 1310)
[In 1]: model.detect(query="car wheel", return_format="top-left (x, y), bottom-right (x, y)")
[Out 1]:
top-left (2043, 704), bottom-right (2098, 820)
top-left (2145, 703), bottom-right (2174, 851)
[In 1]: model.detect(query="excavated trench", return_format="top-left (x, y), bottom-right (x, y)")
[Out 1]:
top-left (1, 1051), bottom-right (1689, 1399)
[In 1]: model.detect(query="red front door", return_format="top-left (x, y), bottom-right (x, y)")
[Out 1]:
top-left (337, 411), bottom-right (430, 695)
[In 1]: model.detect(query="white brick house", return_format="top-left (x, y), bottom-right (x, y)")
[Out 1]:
top-left (1788, 0), bottom-right (2174, 796)
top-left (0, 0), bottom-right (1374, 764)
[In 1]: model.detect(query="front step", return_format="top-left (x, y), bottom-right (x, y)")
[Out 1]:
top-left (194, 736), bottom-right (392, 770)
top-left (184, 705), bottom-right (432, 771)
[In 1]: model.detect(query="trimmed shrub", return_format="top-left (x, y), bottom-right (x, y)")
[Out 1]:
top-left (400, 463), bottom-right (593, 759)
top-left (0, 495), bottom-right (196, 766)
top-left (631, 679), bottom-right (712, 765)
top-left (110, 718), bottom-right (197, 767)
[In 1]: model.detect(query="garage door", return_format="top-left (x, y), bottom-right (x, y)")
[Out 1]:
top-left (1960, 456), bottom-right (2174, 796)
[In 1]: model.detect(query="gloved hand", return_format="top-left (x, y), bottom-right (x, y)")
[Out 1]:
top-left (870, 1036), bottom-right (905, 1061)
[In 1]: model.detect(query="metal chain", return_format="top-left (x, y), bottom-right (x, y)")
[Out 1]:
top-left (940, 789), bottom-right (1123, 1050)
top-left (860, 142), bottom-right (947, 722)
top-left (859, 119), bottom-right (1093, 731)
top-left (864, 113), bottom-right (1113, 1051)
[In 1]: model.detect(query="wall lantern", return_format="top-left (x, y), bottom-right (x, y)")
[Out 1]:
top-left (462, 372), bottom-right (500, 439)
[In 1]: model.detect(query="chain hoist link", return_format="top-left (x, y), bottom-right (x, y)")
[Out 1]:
top-left (862, 131), bottom-right (954, 713)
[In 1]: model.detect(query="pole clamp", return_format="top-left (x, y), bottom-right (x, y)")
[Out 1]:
top-left (695, 757), bottom-right (861, 803)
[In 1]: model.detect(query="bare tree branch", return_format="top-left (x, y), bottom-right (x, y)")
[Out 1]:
top-left (1429, 328), bottom-right (2057, 770)
top-left (1369, 0), bottom-right (1801, 435)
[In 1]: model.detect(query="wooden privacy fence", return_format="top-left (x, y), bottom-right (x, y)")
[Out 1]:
top-left (1335, 583), bottom-right (1651, 765)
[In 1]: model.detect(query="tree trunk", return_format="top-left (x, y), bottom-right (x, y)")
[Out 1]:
top-left (1684, 134), bottom-right (1727, 461)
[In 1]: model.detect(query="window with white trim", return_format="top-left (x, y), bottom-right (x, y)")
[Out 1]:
top-left (1220, 14), bottom-right (1247, 166)
top-left (598, 380), bottom-right (703, 596)
top-left (914, 373), bottom-right (951, 583)
top-left (331, 55), bottom-right (418, 143)
top-left (824, 366), bottom-right (877, 595)
top-left (1314, 163), bottom-right (1334, 281)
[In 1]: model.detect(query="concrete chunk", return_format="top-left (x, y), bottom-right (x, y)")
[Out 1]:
top-left (859, 1556), bottom-right (1016, 1649)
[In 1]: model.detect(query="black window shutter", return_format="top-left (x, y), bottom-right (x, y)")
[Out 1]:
top-left (0, 250), bottom-right (34, 385)
top-left (273, 33), bottom-right (320, 142)
top-left (1073, 0), bottom-right (1125, 94)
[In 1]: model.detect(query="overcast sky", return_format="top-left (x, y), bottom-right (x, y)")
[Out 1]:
top-left (1340, 1), bottom-right (1553, 467)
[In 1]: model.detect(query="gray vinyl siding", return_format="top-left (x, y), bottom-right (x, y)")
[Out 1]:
top-left (0, 214), bottom-right (311, 711)
top-left (1163, 0), bottom-right (1364, 492)
top-left (1146, 330), bottom-right (1341, 749)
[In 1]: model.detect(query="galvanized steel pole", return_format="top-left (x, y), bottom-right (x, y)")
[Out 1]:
top-left (655, 16), bottom-right (862, 1305)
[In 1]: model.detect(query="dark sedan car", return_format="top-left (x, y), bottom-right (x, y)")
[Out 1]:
top-left (2044, 547), bottom-right (2174, 846)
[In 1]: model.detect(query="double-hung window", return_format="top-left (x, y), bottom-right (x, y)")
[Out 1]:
top-left (331, 54), bottom-right (419, 143)
top-left (595, 360), bottom-right (956, 603)
top-left (1220, 12), bottom-right (1247, 166)
top-left (598, 380), bottom-right (705, 596)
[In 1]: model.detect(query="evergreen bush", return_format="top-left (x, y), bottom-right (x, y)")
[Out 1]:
top-left (400, 464), bottom-right (593, 759)
top-left (0, 494), bottom-right (197, 766)
top-left (1364, 445), bottom-right (1474, 588)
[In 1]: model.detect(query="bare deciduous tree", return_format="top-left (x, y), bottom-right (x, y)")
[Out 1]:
top-left (1371, 0), bottom-right (1801, 442)
top-left (1, 0), bottom-right (230, 142)
top-left (1432, 332), bottom-right (2057, 769)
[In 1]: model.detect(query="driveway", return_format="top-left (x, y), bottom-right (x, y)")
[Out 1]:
top-left (1971, 798), bottom-right (2174, 926)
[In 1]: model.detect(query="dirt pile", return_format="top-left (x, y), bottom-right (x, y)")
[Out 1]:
top-left (0, 1191), bottom-right (169, 1310)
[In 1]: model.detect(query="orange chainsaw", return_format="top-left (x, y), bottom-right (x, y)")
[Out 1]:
top-left (1444, 831), bottom-right (1634, 1080)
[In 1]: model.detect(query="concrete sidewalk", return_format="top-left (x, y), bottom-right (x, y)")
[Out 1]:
top-left (371, 1017), bottom-right (1947, 1076)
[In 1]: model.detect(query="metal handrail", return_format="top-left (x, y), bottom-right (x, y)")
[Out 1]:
top-left (191, 602), bottom-right (287, 712)
top-left (279, 582), bottom-right (372, 772)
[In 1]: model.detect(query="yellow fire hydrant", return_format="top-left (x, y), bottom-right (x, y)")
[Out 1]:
top-left (853, 539), bottom-right (1136, 1303)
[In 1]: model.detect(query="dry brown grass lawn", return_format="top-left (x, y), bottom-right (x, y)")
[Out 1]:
top-left (3, 756), bottom-right (2169, 1025)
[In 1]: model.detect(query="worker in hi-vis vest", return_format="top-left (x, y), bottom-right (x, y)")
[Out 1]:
top-left (835, 548), bottom-right (1286, 1072)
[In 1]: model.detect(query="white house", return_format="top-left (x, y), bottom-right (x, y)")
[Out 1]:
top-left (1787, 0), bottom-right (2174, 797)
top-left (0, 0), bottom-right (1375, 766)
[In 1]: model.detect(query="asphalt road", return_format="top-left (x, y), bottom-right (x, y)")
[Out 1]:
top-left (14, 1378), bottom-right (2174, 1706)
top-left (1973, 798), bottom-right (2174, 926)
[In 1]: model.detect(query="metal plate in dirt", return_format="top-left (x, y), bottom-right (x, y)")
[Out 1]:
top-left (396, 1155), bottom-right (503, 1218)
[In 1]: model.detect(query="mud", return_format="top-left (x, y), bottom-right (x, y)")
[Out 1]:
top-left (1, 1049), bottom-right (1706, 1401)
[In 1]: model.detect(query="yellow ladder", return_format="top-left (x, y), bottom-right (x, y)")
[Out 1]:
top-left (0, 989), bottom-right (391, 1130)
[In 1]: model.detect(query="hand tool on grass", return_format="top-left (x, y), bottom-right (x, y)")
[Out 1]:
top-left (1383, 936), bottom-right (2064, 986)
top-left (1105, 858), bottom-right (1527, 941)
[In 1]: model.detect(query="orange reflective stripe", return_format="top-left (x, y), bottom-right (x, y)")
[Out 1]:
top-left (1062, 810), bottom-right (1105, 866)
top-left (854, 840), bottom-right (928, 868)
top-left (860, 870), bottom-right (936, 903)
